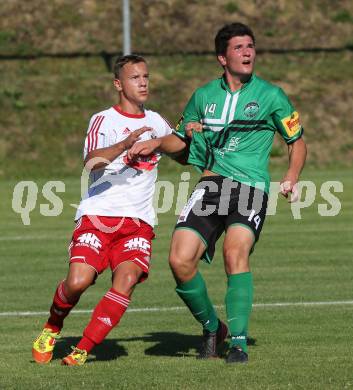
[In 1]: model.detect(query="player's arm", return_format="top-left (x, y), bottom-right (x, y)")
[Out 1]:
top-left (281, 137), bottom-right (307, 201)
top-left (127, 132), bottom-right (188, 160)
top-left (85, 126), bottom-right (151, 171)
top-left (128, 91), bottom-right (202, 163)
top-left (271, 88), bottom-right (307, 201)
top-left (184, 122), bottom-right (203, 137)
top-left (161, 91), bottom-right (203, 163)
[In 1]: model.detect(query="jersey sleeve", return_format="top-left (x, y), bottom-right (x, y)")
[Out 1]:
top-left (271, 88), bottom-right (304, 144)
top-left (175, 91), bottom-right (203, 139)
top-left (83, 114), bottom-right (107, 159)
top-left (153, 114), bottom-right (173, 138)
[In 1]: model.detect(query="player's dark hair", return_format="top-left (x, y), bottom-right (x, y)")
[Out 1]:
top-left (215, 23), bottom-right (255, 55)
top-left (114, 54), bottom-right (146, 78)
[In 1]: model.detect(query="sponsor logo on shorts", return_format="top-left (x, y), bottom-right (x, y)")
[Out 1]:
top-left (76, 233), bottom-right (102, 253)
top-left (124, 237), bottom-right (151, 254)
top-left (244, 101), bottom-right (259, 118)
top-left (281, 111), bottom-right (301, 137)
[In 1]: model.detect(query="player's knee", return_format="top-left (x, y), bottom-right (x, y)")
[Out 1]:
top-left (122, 271), bottom-right (139, 289)
top-left (169, 254), bottom-right (195, 281)
top-left (169, 253), bottom-right (184, 272)
top-left (224, 243), bottom-right (250, 261)
top-left (113, 267), bottom-right (140, 294)
top-left (64, 276), bottom-right (91, 297)
top-left (223, 245), bottom-right (250, 273)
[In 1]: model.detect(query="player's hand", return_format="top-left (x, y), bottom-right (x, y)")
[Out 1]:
top-left (185, 122), bottom-right (203, 138)
top-left (122, 126), bottom-right (152, 150)
top-left (280, 173), bottom-right (299, 203)
top-left (127, 138), bottom-right (161, 160)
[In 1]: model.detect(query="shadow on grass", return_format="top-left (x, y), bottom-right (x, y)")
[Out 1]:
top-left (39, 333), bottom-right (256, 363)
top-left (124, 332), bottom-right (202, 357)
top-left (53, 337), bottom-right (128, 363)
top-left (124, 332), bottom-right (257, 358)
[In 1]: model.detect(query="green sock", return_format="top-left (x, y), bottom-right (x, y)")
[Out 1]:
top-left (225, 272), bottom-right (253, 353)
top-left (176, 271), bottom-right (219, 332)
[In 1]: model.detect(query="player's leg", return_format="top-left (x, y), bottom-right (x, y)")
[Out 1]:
top-left (32, 263), bottom-right (96, 364)
top-left (33, 215), bottom-right (110, 364)
top-left (47, 263), bottom-right (97, 332)
top-left (170, 229), bottom-right (227, 358)
top-left (170, 229), bottom-right (219, 330)
top-left (72, 262), bottom-right (142, 359)
top-left (223, 226), bottom-right (254, 363)
top-left (171, 177), bottom-right (229, 358)
top-left (62, 217), bottom-right (152, 365)
top-left (223, 184), bottom-right (268, 363)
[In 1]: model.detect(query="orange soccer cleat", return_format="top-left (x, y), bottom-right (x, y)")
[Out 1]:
top-left (32, 328), bottom-right (60, 364)
top-left (61, 346), bottom-right (88, 366)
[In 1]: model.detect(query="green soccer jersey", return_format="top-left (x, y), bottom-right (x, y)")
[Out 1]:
top-left (176, 74), bottom-right (303, 193)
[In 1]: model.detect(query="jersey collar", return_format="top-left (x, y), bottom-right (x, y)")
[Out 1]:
top-left (113, 105), bottom-right (145, 118)
top-left (220, 73), bottom-right (255, 93)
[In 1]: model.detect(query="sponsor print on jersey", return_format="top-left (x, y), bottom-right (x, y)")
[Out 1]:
top-left (123, 153), bottom-right (158, 171)
top-left (76, 233), bottom-right (102, 254)
top-left (215, 137), bottom-right (241, 158)
top-left (123, 237), bottom-right (151, 255)
top-left (281, 111), bottom-right (301, 137)
top-left (243, 102), bottom-right (259, 118)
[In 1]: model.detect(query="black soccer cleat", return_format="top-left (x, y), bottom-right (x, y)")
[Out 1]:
top-left (197, 320), bottom-right (228, 359)
top-left (226, 346), bottom-right (248, 364)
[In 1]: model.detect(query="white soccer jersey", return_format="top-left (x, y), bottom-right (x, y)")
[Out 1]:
top-left (75, 105), bottom-right (172, 227)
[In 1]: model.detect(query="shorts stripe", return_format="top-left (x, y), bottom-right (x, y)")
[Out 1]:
top-left (174, 227), bottom-right (208, 247)
top-left (227, 223), bottom-right (256, 241)
top-left (133, 257), bottom-right (148, 270)
top-left (70, 256), bottom-right (86, 261)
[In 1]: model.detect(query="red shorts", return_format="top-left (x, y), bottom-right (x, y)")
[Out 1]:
top-left (68, 216), bottom-right (155, 282)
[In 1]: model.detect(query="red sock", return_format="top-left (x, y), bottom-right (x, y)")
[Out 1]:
top-left (77, 288), bottom-right (130, 353)
top-left (45, 281), bottom-right (78, 333)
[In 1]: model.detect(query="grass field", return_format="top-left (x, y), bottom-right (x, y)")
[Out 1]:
top-left (0, 165), bottom-right (352, 389)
